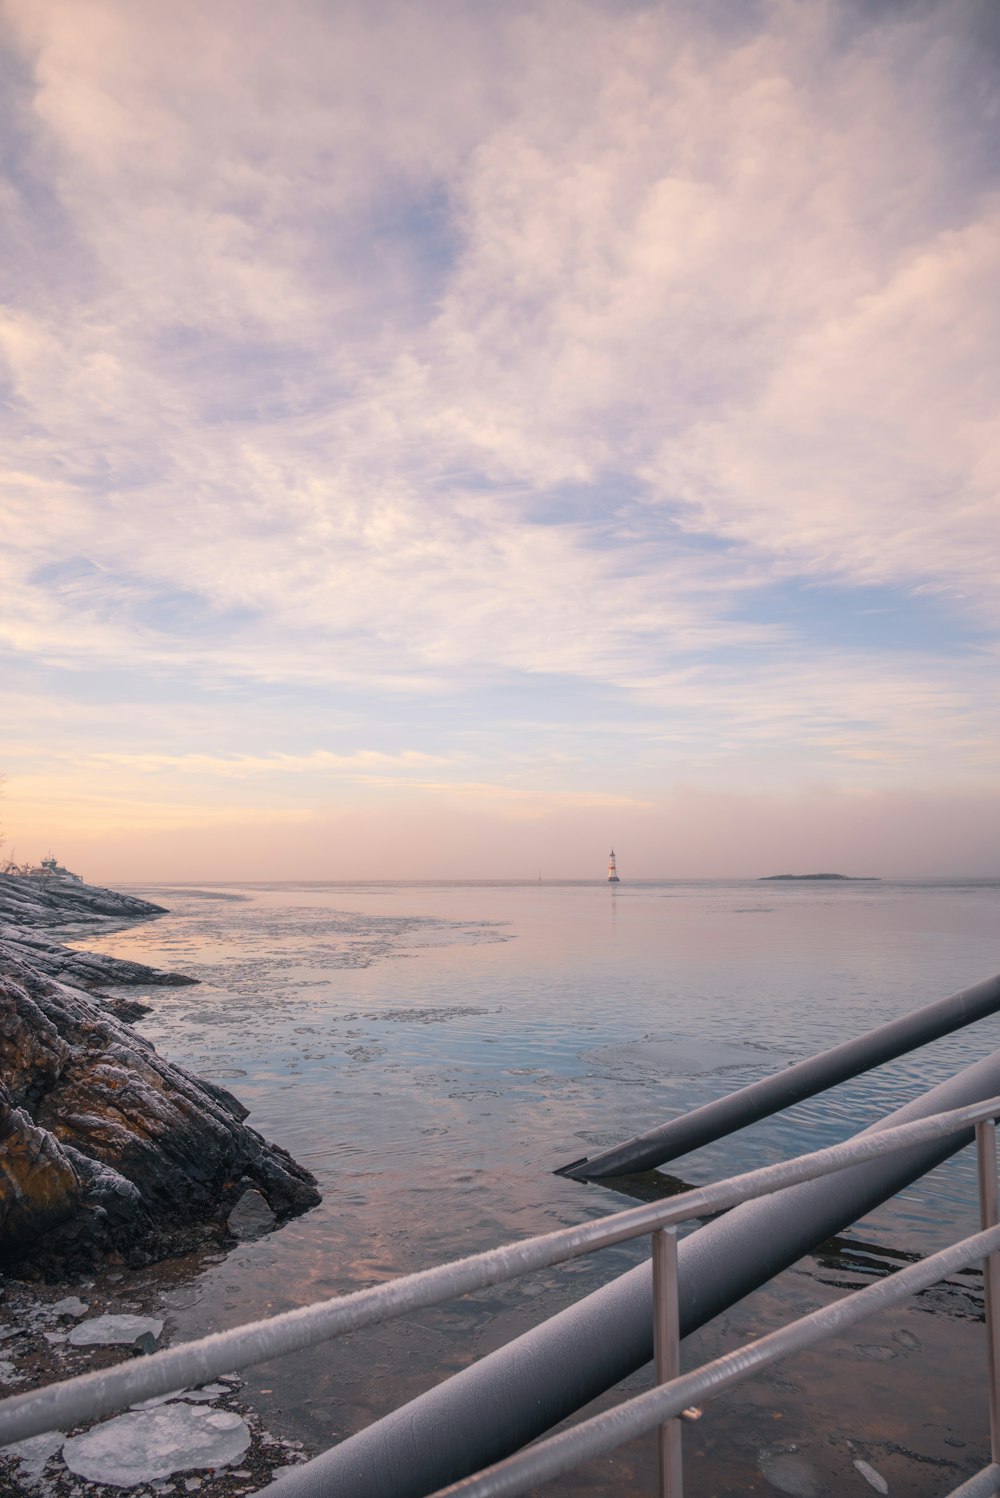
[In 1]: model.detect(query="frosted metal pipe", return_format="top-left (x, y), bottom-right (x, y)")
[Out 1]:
top-left (430, 1222), bottom-right (1000, 1498)
top-left (4, 1099), bottom-right (999, 1447)
top-left (258, 1047), bottom-right (1000, 1498)
top-left (558, 971), bottom-right (1000, 1179)
top-left (978, 1121), bottom-right (1000, 1462)
top-left (947, 1464), bottom-right (1000, 1498)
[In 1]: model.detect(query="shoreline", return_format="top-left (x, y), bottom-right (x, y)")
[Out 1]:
top-left (0, 869), bottom-right (321, 1494)
top-left (0, 868), bottom-right (320, 1279)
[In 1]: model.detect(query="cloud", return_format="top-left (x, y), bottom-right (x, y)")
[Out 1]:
top-left (88, 748), bottom-right (452, 776)
top-left (1, 0), bottom-right (998, 872)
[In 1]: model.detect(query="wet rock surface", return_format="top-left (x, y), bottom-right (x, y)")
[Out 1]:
top-left (0, 870), bottom-right (320, 1276)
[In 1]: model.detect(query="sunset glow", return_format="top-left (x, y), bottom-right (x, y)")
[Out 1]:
top-left (2, 0), bottom-right (998, 879)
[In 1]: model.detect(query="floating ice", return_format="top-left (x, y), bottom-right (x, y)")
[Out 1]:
top-left (62, 1404), bottom-right (251, 1487)
top-left (50, 1296), bottom-right (89, 1319)
top-left (758, 1451), bottom-right (819, 1497)
top-left (131, 1384), bottom-right (229, 1410)
top-left (68, 1313), bottom-right (164, 1347)
top-left (131, 1391), bottom-right (190, 1410)
top-left (2, 1429), bottom-right (64, 1480)
top-left (854, 1458), bottom-right (889, 1493)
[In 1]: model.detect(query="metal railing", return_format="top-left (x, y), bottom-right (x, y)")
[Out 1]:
top-left (429, 1117), bottom-right (1000, 1498)
top-left (559, 973), bottom-right (1000, 1180)
top-left (3, 1098), bottom-right (1000, 1497)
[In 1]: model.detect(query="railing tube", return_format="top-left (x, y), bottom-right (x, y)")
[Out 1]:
top-left (651, 1229), bottom-right (682, 1498)
top-left (258, 1048), bottom-right (1000, 1498)
top-left (6, 1100), bottom-right (1000, 1449)
top-left (559, 972), bottom-right (1000, 1179)
top-left (426, 1223), bottom-right (1000, 1498)
top-left (978, 1121), bottom-right (1000, 1464)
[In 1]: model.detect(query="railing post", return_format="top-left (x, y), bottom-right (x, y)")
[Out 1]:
top-left (652, 1227), bottom-right (683, 1498)
top-left (976, 1120), bottom-right (1000, 1463)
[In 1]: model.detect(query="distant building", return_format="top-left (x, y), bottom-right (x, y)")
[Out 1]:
top-left (38, 855), bottom-right (81, 881)
top-left (607, 849), bottom-right (620, 883)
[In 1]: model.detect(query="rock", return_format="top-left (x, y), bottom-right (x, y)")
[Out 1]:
top-left (61, 1404), bottom-right (251, 1487)
top-left (0, 870), bottom-right (196, 990)
top-left (69, 1313), bottom-right (164, 1347)
top-left (0, 1087), bottom-right (83, 1253)
top-left (0, 876), bottom-right (320, 1275)
top-left (0, 868), bottom-right (166, 925)
top-left (227, 1187), bottom-right (278, 1241)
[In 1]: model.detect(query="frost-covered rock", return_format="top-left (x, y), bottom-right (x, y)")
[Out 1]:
top-left (62, 1404), bottom-right (251, 1486)
top-left (0, 870), bottom-right (196, 991)
top-left (68, 1313), bottom-right (164, 1347)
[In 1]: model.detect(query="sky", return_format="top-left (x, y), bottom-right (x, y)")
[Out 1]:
top-left (1, 0), bottom-right (999, 881)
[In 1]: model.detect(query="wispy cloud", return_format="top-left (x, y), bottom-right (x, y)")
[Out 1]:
top-left (1, 0), bottom-right (998, 871)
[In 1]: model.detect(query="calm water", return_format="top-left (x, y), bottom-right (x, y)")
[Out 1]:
top-left (73, 879), bottom-right (1000, 1494)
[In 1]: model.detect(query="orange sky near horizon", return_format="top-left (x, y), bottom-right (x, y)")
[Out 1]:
top-left (2, 0), bottom-right (999, 880)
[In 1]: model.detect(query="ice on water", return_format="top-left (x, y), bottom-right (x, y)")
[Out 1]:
top-left (3, 1430), bottom-right (64, 1481)
top-left (62, 1404), bottom-right (250, 1487)
top-left (49, 1296), bottom-right (89, 1319)
top-left (68, 1313), bottom-right (164, 1347)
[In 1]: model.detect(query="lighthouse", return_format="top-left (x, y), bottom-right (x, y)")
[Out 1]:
top-left (607, 849), bottom-right (620, 883)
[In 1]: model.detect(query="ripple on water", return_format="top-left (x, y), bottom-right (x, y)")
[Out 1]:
top-left (74, 879), bottom-right (1000, 1493)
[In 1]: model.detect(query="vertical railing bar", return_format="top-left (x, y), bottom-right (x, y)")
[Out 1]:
top-left (977, 1120), bottom-right (1000, 1464)
top-left (652, 1227), bottom-right (683, 1498)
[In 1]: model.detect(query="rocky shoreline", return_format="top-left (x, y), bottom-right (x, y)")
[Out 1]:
top-left (0, 868), bottom-right (320, 1275)
top-left (0, 1265), bottom-right (312, 1495)
top-left (0, 869), bottom-right (324, 1494)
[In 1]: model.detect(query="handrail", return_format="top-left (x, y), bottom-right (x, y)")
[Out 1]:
top-left (428, 1214), bottom-right (1000, 1498)
top-left (558, 971), bottom-right (1000, 1178)
top-left (3, 1094), bottom-right (1000, 1450)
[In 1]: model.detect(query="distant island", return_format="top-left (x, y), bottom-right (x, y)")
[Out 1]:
top-left (760, 873), bottom-right (880, 881)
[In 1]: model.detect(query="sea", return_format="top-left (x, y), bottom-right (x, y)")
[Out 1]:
top-left (71, 877), bottom-right (1000, 1496)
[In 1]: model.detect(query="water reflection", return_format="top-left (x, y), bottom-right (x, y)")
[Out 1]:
top-left (69, 878), bottom-right (1000, 1494)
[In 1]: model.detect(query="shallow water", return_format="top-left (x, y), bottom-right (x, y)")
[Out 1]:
top-left (73, 878), bottom-right (1000, 1494)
